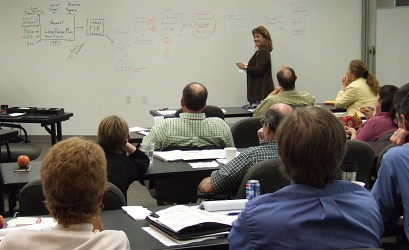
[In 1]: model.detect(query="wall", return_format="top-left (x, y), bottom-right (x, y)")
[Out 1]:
top-left (0, 0), bottom-right (362, 135)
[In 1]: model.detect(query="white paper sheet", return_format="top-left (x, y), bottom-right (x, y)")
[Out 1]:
top-left (189, 161), bottom-right (219, 169)
top-left (157, 110), bottom-right (177, 115)
top-left (129, 127), bottom-right (149, 132)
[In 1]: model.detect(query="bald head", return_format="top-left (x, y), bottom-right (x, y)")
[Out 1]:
top-left (269, 103), bottom-right (293, 116)
top-left (182, 82), bottom-right (208, 111)
top-left (277, 66), bottom-right (297, 90)
top-left (264, 103), bottom-right (293, 135)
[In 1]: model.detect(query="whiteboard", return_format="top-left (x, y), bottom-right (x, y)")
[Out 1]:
top-left (0, 0), bottom-right (362, 135)
top-left (376, 7), bottom-right (409, 87)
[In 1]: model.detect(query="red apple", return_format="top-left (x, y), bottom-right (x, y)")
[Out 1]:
top-left (0, 215), bottom-right (4, 228)
top-left (17, 155), bottom-right (30, 168)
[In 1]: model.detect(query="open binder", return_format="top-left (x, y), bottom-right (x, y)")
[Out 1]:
top-left (145, 205), bottom-right (232, 241)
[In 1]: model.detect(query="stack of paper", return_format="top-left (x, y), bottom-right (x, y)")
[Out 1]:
top-left (154, 149), bottom-right (226, 162)
top-left (145, 205), bottom-right (232, 243)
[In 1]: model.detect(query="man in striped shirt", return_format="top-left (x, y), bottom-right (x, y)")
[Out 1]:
top-left (198, 103), bottom-right (292, 197)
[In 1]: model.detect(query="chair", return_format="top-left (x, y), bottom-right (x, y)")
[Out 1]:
top-left (235, 158), bottom-right (290, 199)
top-left (374, 143), bottom-right (396, 179)
top-left (174, 105), bottom-right (225, 120)
top-left (375, 131), bottom-right (395, 141)
top-left (0, 125), bottom-right (41, 163)
top-left (19, 180), bottom-right (126, 216)
top-left (230, 117), bottom-right (262, 148)
top-left (342, 140), bottom-right (375, 188)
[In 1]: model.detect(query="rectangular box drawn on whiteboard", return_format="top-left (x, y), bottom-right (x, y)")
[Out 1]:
top-left (87, 19), bottom-right (104, 36)
top-left (40, 14), bottom-right (75, 41)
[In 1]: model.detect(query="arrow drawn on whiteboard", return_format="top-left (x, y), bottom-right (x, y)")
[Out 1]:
top-left (75, 26), bottom-right (84, 29)
top-left (105, 34), bottom-right (114, 43)
top-left (36, 40), bottom-right (41, 44)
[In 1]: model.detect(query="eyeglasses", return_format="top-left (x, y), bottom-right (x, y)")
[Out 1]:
top-left (260, 118), bottom-right (266, 126)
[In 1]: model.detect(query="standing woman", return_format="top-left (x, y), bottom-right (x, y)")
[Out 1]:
top-left (335, 59), bottom-right (380, 116)
top-left (237, 26), bottom-right (275, 105)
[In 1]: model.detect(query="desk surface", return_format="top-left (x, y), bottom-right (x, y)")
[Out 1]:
top-left (150, 107), bottom-right (253, 118)
top-left (101, 208), bottom-right (228, 250)
top-left (145, 158), bottom-right (221, 180)
top-left (0, 112), bottom-right (73, 125)
top-left (0, 161), bottom-right (41, 189)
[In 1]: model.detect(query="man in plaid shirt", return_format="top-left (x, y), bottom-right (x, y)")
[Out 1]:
top-left (142, 82), bottom-right (234, 151)
top-left (198, 103), bottom-right (292, 197)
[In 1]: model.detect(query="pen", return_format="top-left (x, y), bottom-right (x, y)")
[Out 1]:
top-left (159, 107), bottom-right (168, 111)
top-left (150, 212), bottom-right (160, 218)
top-left (226, 212), bottom-right (240, 216)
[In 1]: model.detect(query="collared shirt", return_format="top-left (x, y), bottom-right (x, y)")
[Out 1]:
top-left (210, 140), bottom-right (278, 195)
top-left (355, 112), bottom-right (397, 141)
top-left (372, 143), bottom-right (409, 240)
top-left (253, 89), bottom-right (314, 117)
top-left (229, 180), bottom-right (383, 249)
top-left (335, 77), bottom-right (377, 116)
top-left (142, 113), bottom-right (234, 150)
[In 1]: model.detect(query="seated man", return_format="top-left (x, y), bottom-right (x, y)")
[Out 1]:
top-left (198, 103), bottom-right (292, 196)
top-left (372, 82), bottom-right (409, 248)
top-left (142, 82), bottom-right (234, 150)
top-left (229, 106), bottom-right (383, 249)
top-left (253, 66), bottom-right (314, 117)
top-left (142, 82), bottom-right (234, 204)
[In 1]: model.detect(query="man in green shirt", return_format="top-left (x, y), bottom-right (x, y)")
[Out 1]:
top-left (142, 82), bottom-right (234, 150)
top-left (253, 66), bottom-right (314, 117)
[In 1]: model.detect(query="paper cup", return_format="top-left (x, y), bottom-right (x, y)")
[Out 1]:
top-left (224, 147), bottom-right (237, 163)
top-left (153, 116), bottom-right (164, 125)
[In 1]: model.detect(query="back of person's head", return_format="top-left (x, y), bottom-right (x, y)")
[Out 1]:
top-left (41, 137), bottom-right (107, 227)
top-left (349, 59), bottom-right (379, 95)
top-left (252, 26), bottom-right (273, 51)
top-left (97, 115), bottom-right (128, 154)
top-left (182, 82), bottom-right (208, 111)
top-left (276, 66), bottom-right (297, 90)
top-left (276, 106), bottom-right (346, 188)
top-left (263, 103), bottom-right (293, 133)
top-left (394, 82), bottom-right (409, 125)
top-left (378, 85), bottom-right (399, 119)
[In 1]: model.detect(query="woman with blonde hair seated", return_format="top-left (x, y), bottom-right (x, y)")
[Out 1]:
top-left (335, 59), bottom-right (380, 116)
top-left (0, 137), bottom-right (130, 250)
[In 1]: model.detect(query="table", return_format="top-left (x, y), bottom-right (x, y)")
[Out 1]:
top-left (3, 207), bottom-right (228, 249)
top-left (150, 107), bottom-right (253, 118)
top-left (315, 103), bottom-right (347, 113)
top-left (0, 112), bottom-right (74, 145)
top-left (0, 161), bottom-right (41, 216)
top-left (0, 130), bottom-right (18, 162)
top-left (101, 208), bottom-right (228, 249)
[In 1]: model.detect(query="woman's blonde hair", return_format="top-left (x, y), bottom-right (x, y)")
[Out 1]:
top-left (98, 115), bottom-right (129, 154)
top-left (349, 59), bottom-right (379, 95)
top-left (41, 137), bottom-right (107, 227)
top-left (252, 26), bottom-right (273, 52)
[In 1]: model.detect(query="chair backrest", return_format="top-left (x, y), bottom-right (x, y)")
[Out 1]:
top-left (230, 117), bottom-right (262, 148)
top-left (375, 131), bottom-right (395, 141)
top-left (19, 180), bottom-right (126, 216)
top-left (374, 143), bottom-right (396, 178)
top-left (104, 182), bottom-right (127, 210)
top-left (174, 105), bottom-right (225, 120)
top-left (342, 140), bottom-right (375, 188)
top-left (19, 179), bottom-right (48, 216)
top-left (236, 158), bottom-right (290, 199)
